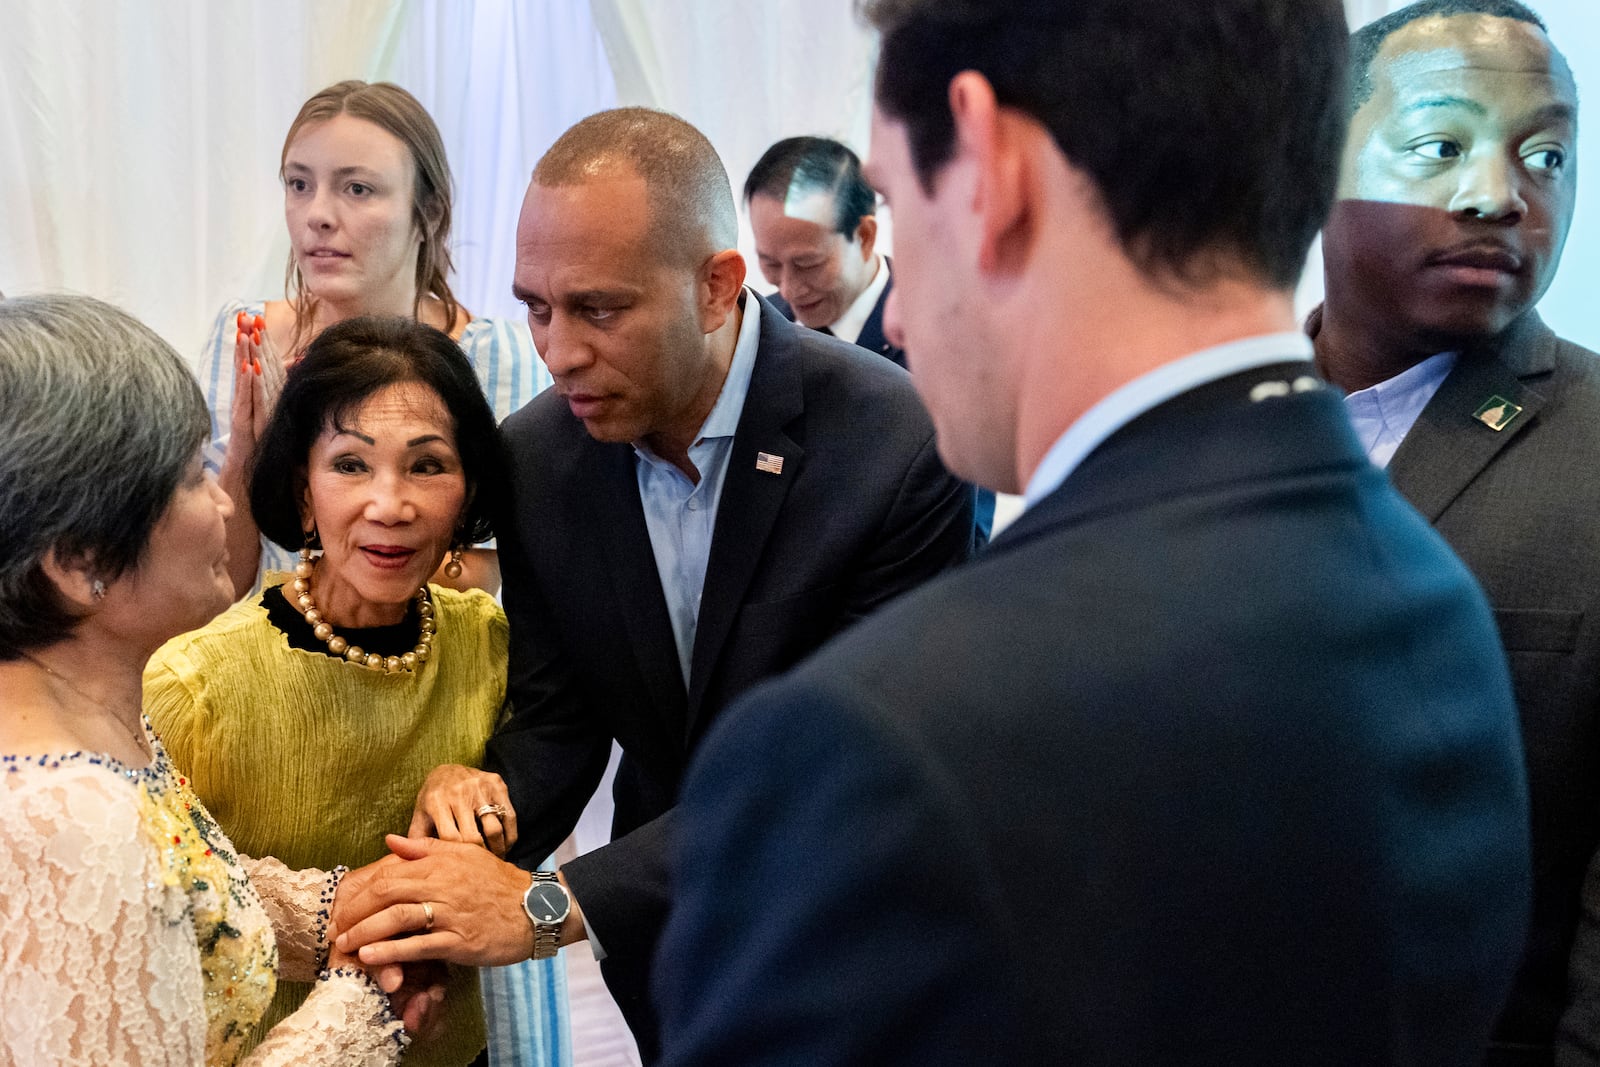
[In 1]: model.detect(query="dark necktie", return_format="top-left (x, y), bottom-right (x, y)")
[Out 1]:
top-left (815, 325), bottom-right (835, 337)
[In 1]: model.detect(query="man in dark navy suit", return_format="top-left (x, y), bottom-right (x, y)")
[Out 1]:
top-left (331, 107), bottom-right (972, 1063)
top-left (747, 135), bottom-right (994, 542)
top-left (654, 1), bottom-right (1533, 1063)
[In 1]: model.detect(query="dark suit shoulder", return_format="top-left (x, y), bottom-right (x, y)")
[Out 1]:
top-left (679, 385), bottom-right (1526, 1060)
top-left (761, 303), bottom-right (928, 409)
top-left (501, 380), bottom-right (582, 447)
top-left (764, 291), bottom-right (794, 321)
top-left (747, 295), bottom-right (935, 447)
top-left (498, 379), bottom-right (633, 506)
top-left (1404, 323), bottom-right (1600, 1055)
top-left (1539, 331), bottom-right (1600, 413)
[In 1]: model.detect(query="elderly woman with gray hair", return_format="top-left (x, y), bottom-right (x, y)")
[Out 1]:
top-left (0, 294), bottom-right (413, 1065)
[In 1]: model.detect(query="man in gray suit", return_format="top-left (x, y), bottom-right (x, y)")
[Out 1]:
top-left (1311, 2), bottom-right (1598, 1062)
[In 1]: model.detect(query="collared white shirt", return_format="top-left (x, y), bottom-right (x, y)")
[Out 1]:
top-left (827, 255), bottom-right (888, 345)
top-left (1341, 351), bottom-right (1457, 469)
top-left (634, 290), bottom-right (763, 686)
top-left (1023, 332), bottom-right (1315, 510)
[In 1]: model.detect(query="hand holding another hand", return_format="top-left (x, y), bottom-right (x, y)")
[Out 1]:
top-left (329, 854), bottom-right (449, 1035)
top-left (336, 835), bottom-right (538, 969)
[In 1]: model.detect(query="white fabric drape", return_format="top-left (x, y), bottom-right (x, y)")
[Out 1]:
top-left (5, 0), bottom-right (1590, 354)
top-left (0, 0), bottom-right (614, 362)
top-left (385, 1), bottom-right (616, 324)
top-left (590, 0), bottom-right (883, 272)
top-left (0, 1), bottom-right (400, 358)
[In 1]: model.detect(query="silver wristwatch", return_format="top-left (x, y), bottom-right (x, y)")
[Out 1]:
top-left (522, 871), bottom-right (572, 960)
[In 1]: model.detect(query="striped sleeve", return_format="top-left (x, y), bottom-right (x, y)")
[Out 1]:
top-left (457, 317), bottom-right (550, 550)
top-left (459, 316), bottom-right (551, 426)
top-left (197, 299), bottom-right (264, 477)
top-left (481, 863), bottom-right (574, 1067)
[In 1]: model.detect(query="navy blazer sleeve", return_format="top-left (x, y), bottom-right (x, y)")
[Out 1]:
top-left (653, 674), bottom-right (1031, 1067)
top-left (482, 487), bottom-right (614, 867)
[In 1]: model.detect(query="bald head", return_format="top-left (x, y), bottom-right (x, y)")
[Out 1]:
top-left (534, 108), bottom-right (738, 269)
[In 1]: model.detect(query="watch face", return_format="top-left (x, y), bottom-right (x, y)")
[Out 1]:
top-left (527, 883), bottom-right (570, 924)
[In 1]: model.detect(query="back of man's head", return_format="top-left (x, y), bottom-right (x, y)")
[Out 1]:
top-left (535, 107), bottom-right (738, 268)
top-left (1349, 0), bottom-right (1546, 113)
top-left (864, 0), bottom-right (1350, 290)
top-left (744, 137), bottom-right (876, 236)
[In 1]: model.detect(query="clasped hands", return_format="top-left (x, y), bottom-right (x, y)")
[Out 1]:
top-left (328, 766), bottom-right (558, 1033)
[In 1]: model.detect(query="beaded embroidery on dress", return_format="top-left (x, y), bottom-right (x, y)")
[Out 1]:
top-left (0, 717), bottom-right (405, 1066)
top-left (0, 719), bottom-right (275, 1065)
top-left (135, 724), bottom-right (279, 1064)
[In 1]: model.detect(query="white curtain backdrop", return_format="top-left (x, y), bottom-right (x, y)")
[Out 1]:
top-left (591, 0), bottom-right (882, 274)
top-left (0, 2), bottom-right (400, 357)
top-left (386, 1), bottom-right (616, 324)
top-left (0, 1), bottom-right (615, 361)
top-left (1, 0), bottom-right (1592, 354)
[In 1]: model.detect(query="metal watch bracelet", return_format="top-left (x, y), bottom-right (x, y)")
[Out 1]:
top-left (523, 871), bottom-right (566, 960)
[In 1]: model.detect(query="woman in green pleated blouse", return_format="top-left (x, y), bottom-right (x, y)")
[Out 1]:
top-left (146, 316), bottom-right (567, 1067)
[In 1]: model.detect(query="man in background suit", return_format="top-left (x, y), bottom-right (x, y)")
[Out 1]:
top-left (746, 136), bottom-right (901, 364)
top-left (747, 134), bottom-right (994, 542)
top-left (333, 107), bottom-right (972, 1062)
top-left (1311, 3), bottom-right (1598, 1062)
top-left (653, 1), bottom-right (1532, 1063)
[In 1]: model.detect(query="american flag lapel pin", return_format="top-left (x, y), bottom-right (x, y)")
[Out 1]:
top-left (755, 451), bottom-right (784, 475)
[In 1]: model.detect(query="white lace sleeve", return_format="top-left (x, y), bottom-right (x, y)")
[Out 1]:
top-left (0, 763), bottom-right (209, 1064)
top-left (242, 969), bottom-right (407, 1067)
top-left (224, 860), bottom-right (408, 1065)
top-left (0, 761), bottom-right (406, 1066)
top-left (240, 855), bottom-right (340, 983)
top-left (235, 858), bottom-right (408, 1064)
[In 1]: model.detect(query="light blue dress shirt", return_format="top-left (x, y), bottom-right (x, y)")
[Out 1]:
top-left (1340, 350), bottom-right (1456, 469)
top-left (634, 291), bottom-right (763, 685)
top-left (1023, 332), bottom-right (1316, 509)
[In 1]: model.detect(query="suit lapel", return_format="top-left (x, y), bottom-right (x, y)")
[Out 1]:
top-left (857, 260), bottom-right (906, 367)
top-left (686, 303), bottom-right (804, 724)
top-left (581, 438), bottom-right (689, 720)
top-left (1387, 316), bottom-right (1556, 522)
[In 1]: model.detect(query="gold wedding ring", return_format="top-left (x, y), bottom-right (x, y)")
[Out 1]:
top-left (476, 803), bottom-right (507, 819)
top-left (421, 901), bottom-right (435, 931)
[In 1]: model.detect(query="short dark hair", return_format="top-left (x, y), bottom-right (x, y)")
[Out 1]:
top-left (864, 0), bottom-right (1350, 290)
top-left (1349, 0), bottom-right (1547, 113)
top-left (534, 108), bottom-right (737, 268)
top-left (0, 294), bottom-right (209, 658)
top-left (250, 316), bottom-right (507, 552)
top-left (744, 136), bottom-right (877, 236)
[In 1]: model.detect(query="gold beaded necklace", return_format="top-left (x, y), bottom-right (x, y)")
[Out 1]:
top-left (290, 548), bottom-right (435, 674)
